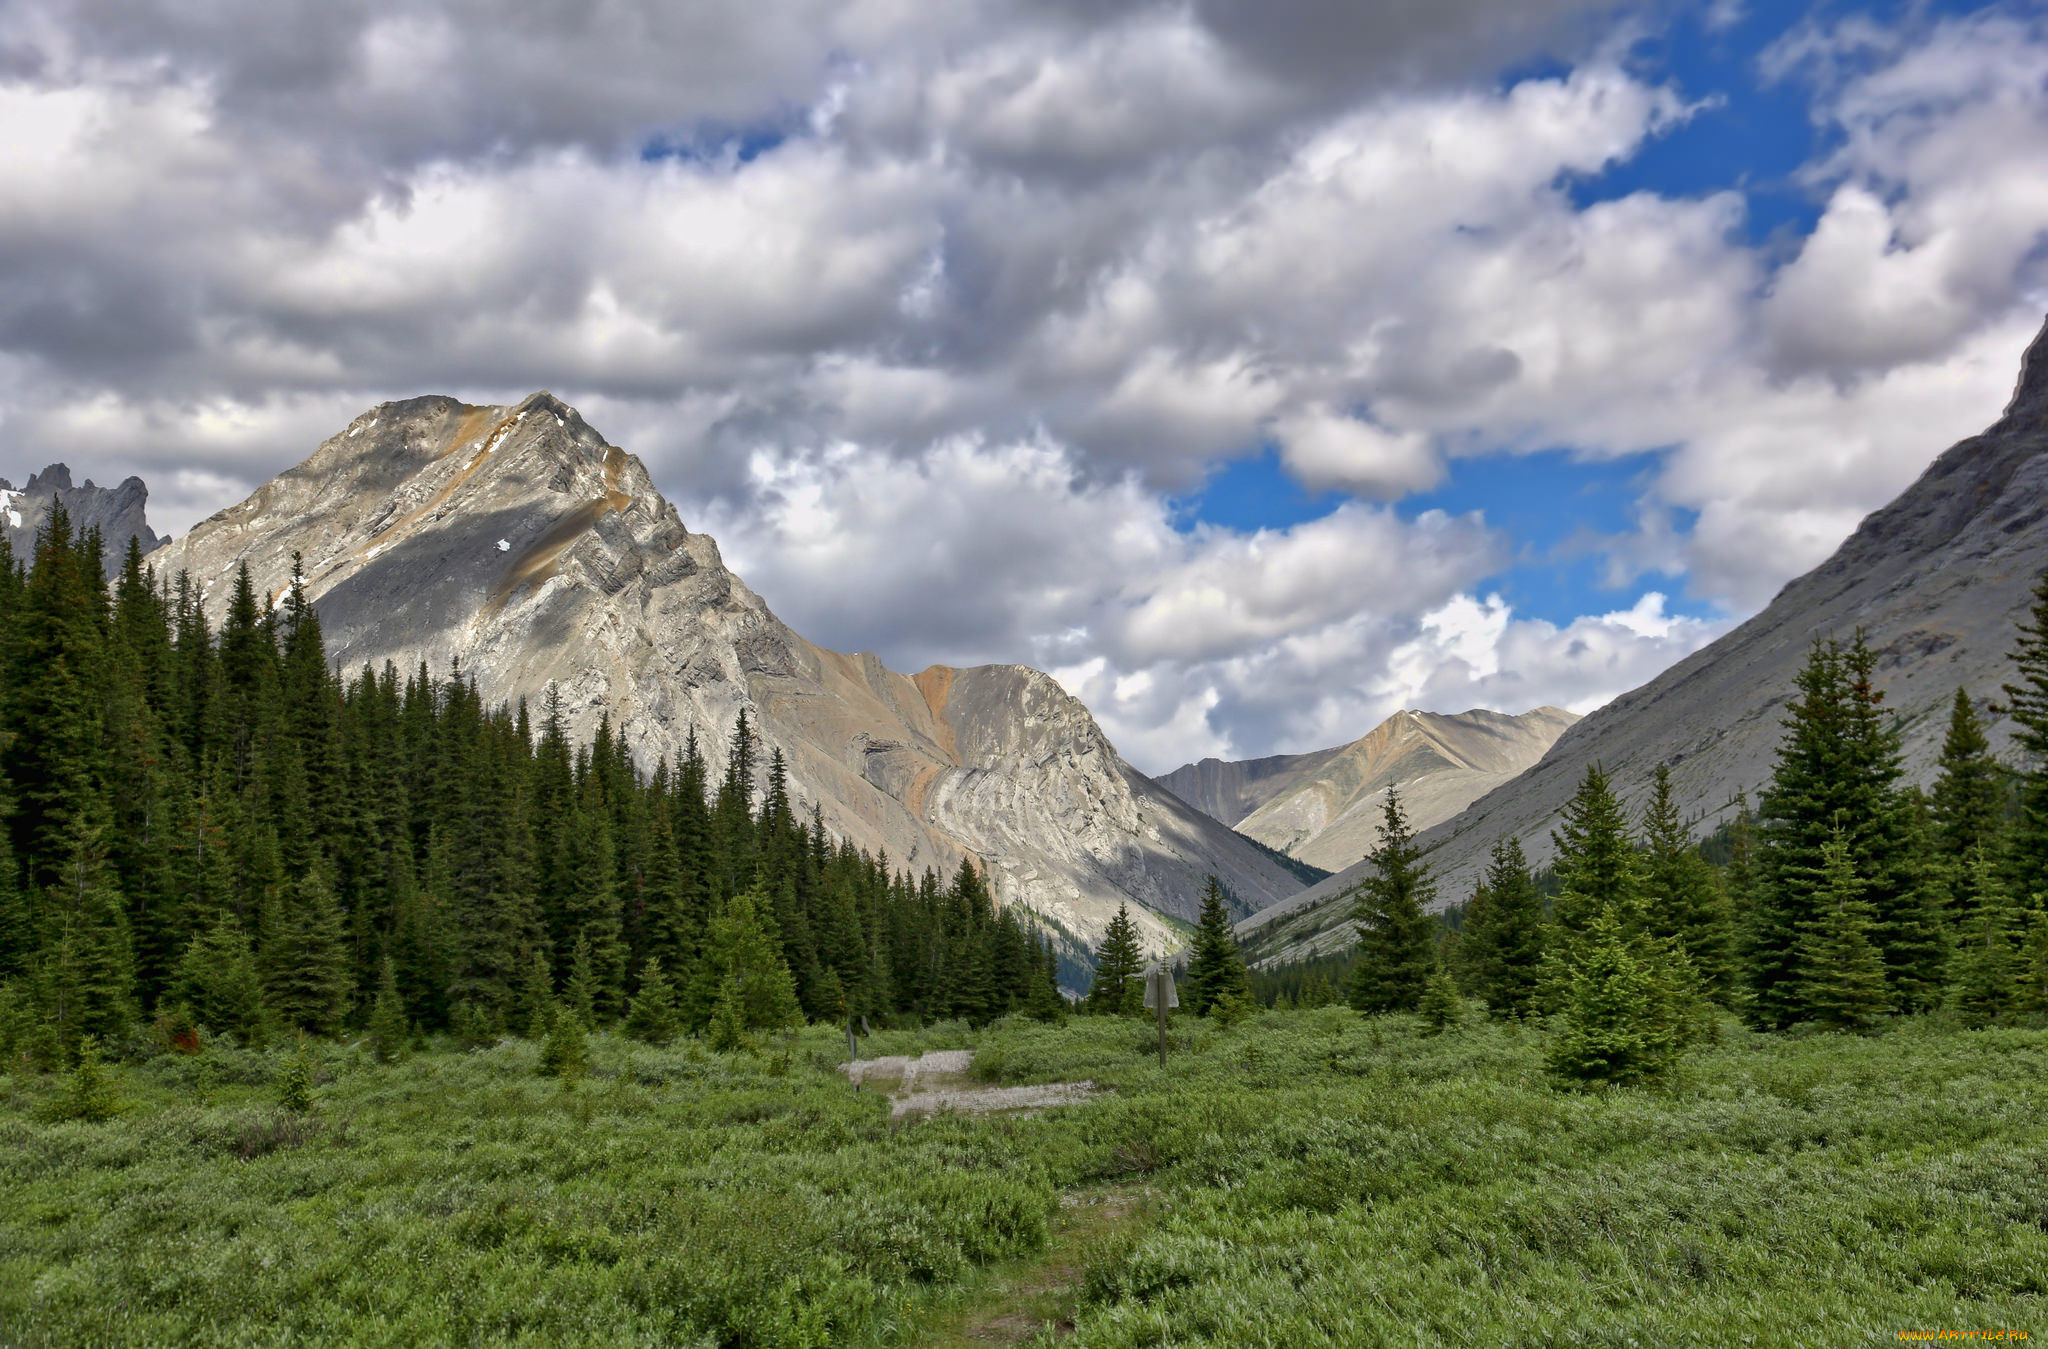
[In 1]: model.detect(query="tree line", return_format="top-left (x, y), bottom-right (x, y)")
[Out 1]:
top-left (1315, 577), bottom-right (2048, 1079)
top-left (0, 506), bottom-right (1063, 1066)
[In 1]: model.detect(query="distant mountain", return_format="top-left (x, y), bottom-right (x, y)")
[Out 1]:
top-left (1161, 706), bottom-right (1578, 872)
top-left (145, 394), bottom-right (1303, 973)
top-left (1240, 313), bottom-right (2048, 968)
top-left (0, 464), bottom-right (162, 577)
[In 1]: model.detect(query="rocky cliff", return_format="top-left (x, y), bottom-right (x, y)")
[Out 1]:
top-left (145, 393), bottom-right (1302, 966)
top-left (1162, 706), bottom-right (1577, 873)
top-left (0, 464), bottom-right (163, 576)
top-left (1239, 313), bottom-right (2048, 967)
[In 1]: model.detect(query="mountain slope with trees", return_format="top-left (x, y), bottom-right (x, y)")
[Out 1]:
top-left (1243, 314), bottom-right (2048, 965)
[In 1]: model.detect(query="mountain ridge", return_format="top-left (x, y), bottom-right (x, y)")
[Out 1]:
top-left (1238, 313), bottom-right (2048, 966)
top-left (1162, 705), bottom-right (1578, 873)
top-left (144, 392), bottom-right (1304, 969)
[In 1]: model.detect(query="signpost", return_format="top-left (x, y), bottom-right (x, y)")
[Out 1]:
top-left (1141, 962), bottom-right (1178, 1067)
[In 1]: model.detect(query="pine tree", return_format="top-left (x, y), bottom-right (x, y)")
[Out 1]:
top-left (1551, 763), bottom-right (1641, 940)
top-left (260, 868), bottom-right (351, 1035)
top-left (1797, 835), bottom-right (1889, 1032)
top-left (1545, 910), bottom-right (1689, 1085)
top-left (1952, 849), bottom-right (2023, 1027)
top-left (1639, 766), bottom-right (1736, 1003)
top-left (1348, 789), bottom-right (1437, 1014)
top-left (689, 890), bottom-right (801, 1034)
top-left (36, 815), bottom-right (137, 1061)
top-left (565, 933), bottom-right (598, 1029)
top-left (1930, 688), bottom-right (2005, 865)
top-left (1418, 960), bottom-right (1461, 1034)
top-left (172, 912), bottom-right (266, 1044)
top-left (624, 957), bottom-right (681, 1045)
top-left (1751, 635), bottom-right (1929, 1026)
top-left (537, 1001), bottom-right (587, 1079)
top-left (1459, 834), bottom-right (1544, 1020)
top-left (1182, 876), bottom-right (1253, 1016)
top-left (366, 954), bottom-right (407, 1063)
top-left (1085, 902), bottom-right (1144, 1015)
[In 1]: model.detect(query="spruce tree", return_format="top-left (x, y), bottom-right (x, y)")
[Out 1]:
top-left (1952, 849), bottom-right (2023, 1027)
top-left (1459, 835), bottom-right (1545, 1020)
top-left (1348, 789), bottom-right (1437, 1014)
top-left (1418, 959), bottom-right (1461, 1035)
top-left (260, 868), bottom-right (351, 1035)
top-left (688, 890), bottom-right (801, 1034)
top-left (366, 954), bottom-right (407, 1063)
top-left (1551, 763), bottom-right (1640, 940)
top-left (1182, 876), bottom-right (1252, 1017)
top-left (1797, 835), bottom-right (1889, 1032)
top-left (565, 933), bottom-right (598, 1030)
top-left (1545, 910), bottom-right (1688, 1085)
top-left (1751, 635), bottom-right (1930, 1025)
top-left (624, 957), bottom-right (681, 1045)
top-left (172, 912), bottom-right (266, 1043)
top-left (1086, 902), bottom-right (1144, 1015)
top-left (1639, 766), bottom-right (1736, 1003)
top-left (2012, 909), bottom-right (2048, 1020)
top-left (1930, 688), bottom-right (2005, 865)
top-left (37, 815), bottom-right (137, 1060)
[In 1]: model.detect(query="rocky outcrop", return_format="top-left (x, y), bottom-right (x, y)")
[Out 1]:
top-left (146, 393), bottom-right (1302, 968)
top-left (1162, 707), bottom-right (1577, 873)
top-left (1239, 314), bottom-right (2048, 967)
top-left (0, 464), bottom-right (163, 577)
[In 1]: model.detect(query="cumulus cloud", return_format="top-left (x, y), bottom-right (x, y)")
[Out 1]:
top-left (0, 0), bottom-right (2041, 774)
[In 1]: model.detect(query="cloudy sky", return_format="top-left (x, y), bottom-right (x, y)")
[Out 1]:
top-left (2, 0), bottom-right (2044, 772)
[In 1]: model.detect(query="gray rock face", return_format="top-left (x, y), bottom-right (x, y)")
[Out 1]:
top-left (1239, 314), bottom-right (2048, 967)
top-left (0, 464), bottom-right (163, 577)
top-left (146, 393), bottom-right (1302, 965)
top-left (1161, 707), bottom-right (1578, 873)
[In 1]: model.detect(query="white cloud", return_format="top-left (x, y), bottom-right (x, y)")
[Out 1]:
top-left (0, 0), bottom-right (2041, 778)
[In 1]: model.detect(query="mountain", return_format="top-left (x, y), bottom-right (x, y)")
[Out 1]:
top-left (1238, 312), bottom-right (2048, 967)
top-left (1, 463), bottom-right (163, 576)
top-left (144, 393), bottom-right (1302, 968)
top-left (1160, 706), bottom-right (1578, 873)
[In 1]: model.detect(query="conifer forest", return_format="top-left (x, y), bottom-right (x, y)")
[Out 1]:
top-left (5, 508), bottom-right (2047, 1345)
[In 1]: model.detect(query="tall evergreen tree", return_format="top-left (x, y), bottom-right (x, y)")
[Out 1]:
top-left (1550, 763), bottom-right (1640, 941)
top-left (1348, 789), bottom-right (1437, 1014)
top-left (1951, 849), bottom-right (2024, 1027)
top-left (1797, 834), bottom-right (1889, 1033)
top-left (1182, 876), bottom-right (1252, 1016)
top-left (1751, 635), bottom-right (1933, 1025)
top-left (1086, 902), bottom-right (1144, 1015)
top-left (1459, 834), bottom-right (1544, 1020)
top-left (1639, 766), bottom-right (1735, 1003)
top-left (260, 867), bottom-right (350, 1034)
top-left (173, 911), bottom-right (266, 1043)
top-left (1930, 688), bottom-right (2005, 866)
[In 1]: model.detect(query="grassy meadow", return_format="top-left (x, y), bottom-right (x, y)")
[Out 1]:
top-left (3, 1009), bottom-right (2045, 1346)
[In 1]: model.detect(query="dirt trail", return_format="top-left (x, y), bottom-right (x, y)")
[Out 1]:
top-left (919, 1185), bottom-right (1152, 1346)
top-left (841, 1049), bottom-right (1100, 1118)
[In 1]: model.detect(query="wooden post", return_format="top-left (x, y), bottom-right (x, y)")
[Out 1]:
top-left (1155, 968), bottom-right (1169, 1067)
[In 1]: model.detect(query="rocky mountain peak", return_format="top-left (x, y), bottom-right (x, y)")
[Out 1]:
top-left (2001, 312), bottom-right (2048, 425)
top-left (0, 461), bottom-right (162, 576)
top-left (149, 392), bottom-right (1305, 969)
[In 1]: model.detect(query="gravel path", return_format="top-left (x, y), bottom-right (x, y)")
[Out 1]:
top-left (839, 1049), bottom-right (1101, 1118)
